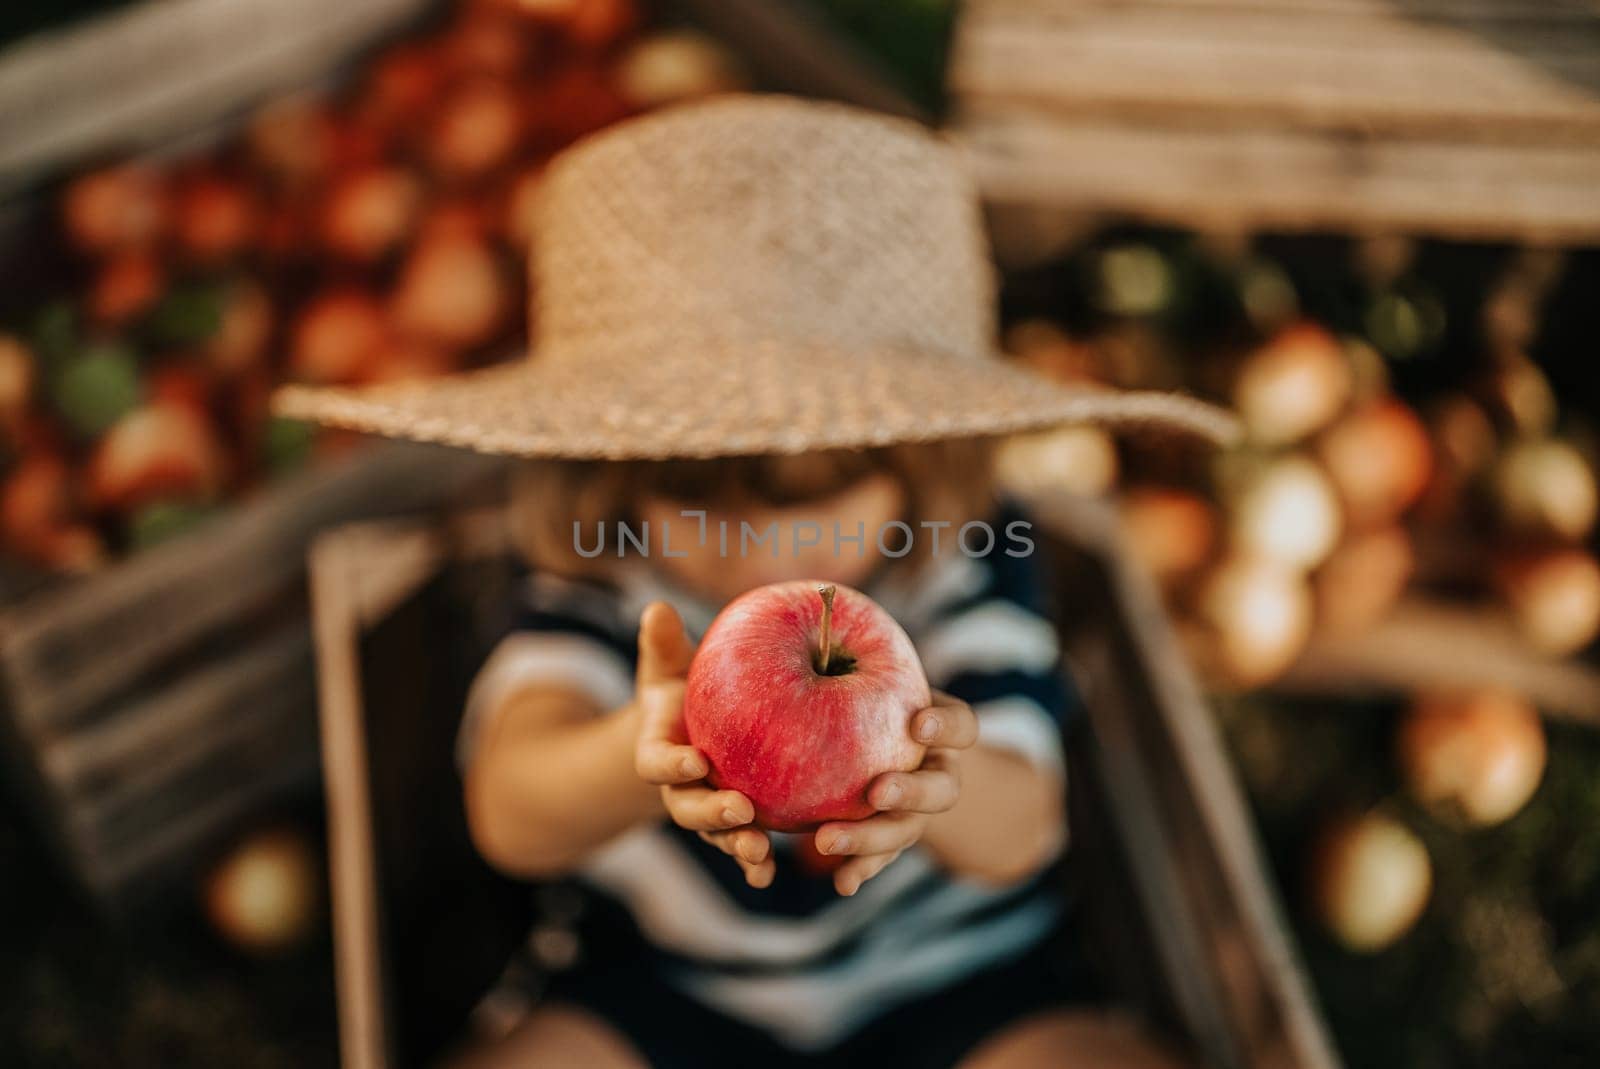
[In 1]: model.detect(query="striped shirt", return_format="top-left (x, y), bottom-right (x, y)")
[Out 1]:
top-left (459, 526), bottom-right (1074, 1050)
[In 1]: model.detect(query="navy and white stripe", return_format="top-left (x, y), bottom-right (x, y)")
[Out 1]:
top-left (460, 513), bottom-right (1075, 1050)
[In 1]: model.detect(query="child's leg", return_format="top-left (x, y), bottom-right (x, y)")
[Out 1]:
top-left (448, 1005), bottom-right (646, 1069)
top-left (958, 1009), bottom-right (1189, 1069)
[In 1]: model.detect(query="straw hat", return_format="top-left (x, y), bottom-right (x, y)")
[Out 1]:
top-left (273, 95), bottom-right (1234, 458)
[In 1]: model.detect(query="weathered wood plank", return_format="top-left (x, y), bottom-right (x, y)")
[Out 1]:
top-left (981, 0), bottom-right (1600, 24)
top-left (0, 441), bottom-right (506, 737)
top-left (1277, 596), bottom-right (1600, 725)
top-left (1037, 494), bottom-right (1339, 1069)
top-left (0, 0), bottom-right (430, 191)
top-left (42, 623), bottom-right (313, 806)
top-left (959, 107), bottom-right (1600, 242)
top-left (954, 3), bottom-right (1600, 137)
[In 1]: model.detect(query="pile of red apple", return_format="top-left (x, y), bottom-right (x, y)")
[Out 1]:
top-left (0, 0), bottom-right (743, 576)
top-left (998, 243), bottom-right (1599, 691)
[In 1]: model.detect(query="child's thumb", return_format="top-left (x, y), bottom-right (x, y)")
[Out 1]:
top-left (637, 601), bottom-right (693, 684)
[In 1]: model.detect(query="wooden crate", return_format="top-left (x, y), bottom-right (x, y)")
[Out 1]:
top-left (307, 496), bottom-right (1337, 1069)
top-left (949, 0), bottom-right (1600, 264)
top-left (0, 442), bottom-right (508, 908)
top-left (0, 0), bottom-right (921, 913)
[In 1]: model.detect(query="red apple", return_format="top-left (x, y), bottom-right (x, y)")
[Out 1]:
top-left (1118, 486), bottom-right (1217, 587)
top-left (501, 164), bottom-right (546, 250)
top-left (1230, 321), bottom-right (1352, 446)
top-left (290, 289), bottom-right (389, 385)
top-left (439, 10), bottom-right (531, 78)
top-left (1489, 437), bottom-right (1597, 544)
top-left (61, 165), bottom-right (167, 253)
top-left (537, 63), bottom-right (634, 145)
top-left (1316, 399), bottom-right (1433, 530)
top-left (1003, 319), bottom-right (1104, 386)
top-left (0, 334), bottom-right (37, 428)
top-left (172, 173), bottom-right (259, 263)
top-left (202, 280), bottom-right (274, 376)
top-left (247, 97), bottom-right (339, 187)
top-left (1, 453), bottom-right (75, 550)
top-left (319, 165), bottom-right (422, 261)
top-left (204, 827), bottom-right (321, 955)
top-left (1314, 524), bottom-right (1413, 635)
top-left (356, 43), bottom-right (446, 135)
top-left (390, 234), bottom-right (508, 350)
top-left (85, 401), bottom-right (225, 512)
top-left (426, 78), bottom-right (522, 180)
top-left (1495, 548), bottom-right (1600, 656)
top-left (89, 252), bottom-right (165, 325)
top-left (1397, 690), bottom-right (1545, 827)
top-left (1308, 812), bottom-right (1431, 953)
top-left (615, 32), bottom-right (745, 109)
top-left (684, 582), bottom-right (930, 832)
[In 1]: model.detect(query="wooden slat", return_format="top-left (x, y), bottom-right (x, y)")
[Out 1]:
top-left (0, 441), bottom-right (505, 737)
top-left (41, 622), bottom-right (311, 801)
top-left (960, 108), bottom-right (1600, 243)
top-left (312, 525), bottom-right (434, 1069)
top-left (0, 0), bottom-right (430, 191)
top-left (950, 0), bottom-right (1600, 244)
top-left (955, 3), bottom-right (1600, 137)
top-left (1038, 494), bottom-right (1339, 1069)
top-left (1277, 596), bottom-right (1600, 724)
top-left (983, 0), bottom-right (1600, 26)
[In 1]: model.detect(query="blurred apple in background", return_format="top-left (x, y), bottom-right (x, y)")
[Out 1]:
top-left (1190, 555), bottom-right (1313, 689)
top-left (1317, 399), bottom-right (1433, 530)
top-left (203, 827), bottom-right (321, 955)
top-left (1495, 549), bottom-right (1600, 656)
top-left (319, 166), bottom-right (423, 262)
top-left (1230, 321), bottom-right (1352, 446)
top-left (1228, 456), bottom-right (1343, 572)
top-left (390, 233), bottom-right (510, 350)
top-left (1309, 812), bottom-right (1432, 953)
top-left (61, 165), bottom-right (167, 254)
top-left (289, 290), bottom-right (389, 386)
top-left (88, 252), bottom-right (165, 326)
top-left (994, 426), bottom-right (1118, 500)
top-left (1397, 690), bottom-right (1546, 827)
top-left (615, 31), bottom-right (745, 108)
top-left (1118, 486), bottom-right (1216, 588)
top-left (1313, 524), bottom-right (1413, 636)
top-left (85, 401), bottom-right (226, 513)
top-left (0, 334), bottom-right (37, 431)
top-left (1489, 438), bottom-right (1597, 545)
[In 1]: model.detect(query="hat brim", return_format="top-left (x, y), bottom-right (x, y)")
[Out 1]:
top-left (271, 341), bottom-right (1239, 460)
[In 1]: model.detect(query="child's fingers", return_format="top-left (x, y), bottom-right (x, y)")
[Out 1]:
top-left (637, 602), bottom-right (694, 686)
top-left (910, 692), bottom-right (979, 750)
top-left (698, 828), bottom-right (775, 887)
top-left (834, 850), bottom-right (903, 897)
top-left (698, 827), bottom-right (772, 866)
top-left (815, 812), bottom-right (925, 857)
top-left (868, 752), bottom-right (960, 814)
top-left (634, 679), bottom-right (697, 783)
top-left (663, 783), bottom-right (754, 831)
top-left (636, 737), bottom-right (707, 785)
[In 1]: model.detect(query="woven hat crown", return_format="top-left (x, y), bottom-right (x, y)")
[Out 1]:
top-left (532, 96), bottom-right (996, 364)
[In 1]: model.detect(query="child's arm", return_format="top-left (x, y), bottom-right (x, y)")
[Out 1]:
top-left (465, 602), bottom-right (756, 878)
top-left (463, 682), bottom-right (656, 878)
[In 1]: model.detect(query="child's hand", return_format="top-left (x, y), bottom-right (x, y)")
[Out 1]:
top-left (813, 691), bottom-right (978, 897)
top-left (632, 602), bottom-right (776, 889)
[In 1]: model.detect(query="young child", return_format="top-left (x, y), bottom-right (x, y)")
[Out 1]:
top-left (277, 96), bottom-right (1225, 1068)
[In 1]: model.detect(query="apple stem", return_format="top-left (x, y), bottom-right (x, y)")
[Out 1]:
top-left (817, 584), bottom-right (836, 673)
